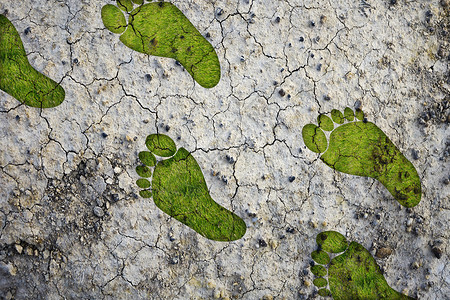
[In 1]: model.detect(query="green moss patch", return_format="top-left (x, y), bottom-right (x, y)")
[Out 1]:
top-left (313, 278), bottom-right (328, 288)
top-left (316, 231), bottom-right (348, 253)
top-left (139, 151), bottom-right (156, 166)
top-left (0, 15), bottom-right (65, 108)
top-left (318, 114), bottom-right (334, 131)
top-left (101, 1), bottom-right (221, 88)
top-left (136, 165), bottom-right (152, 177)
top-left (136, 178), bottom-right (151, 188)
top-left (302, 107), bottom-right (421, 208)
top-left (146, 134), bottom-right (177, 157)
top-left (331, 109), bottom-right (344, 124)
top-left (311, 231), bottom-right (415, 299)
top-left (101, 4), bottom-right (127, 34)
top-left (135, 134), bottom-right (246, 241)
top-left (311, 265), bottom-right (327, 277)
top-left (302, 124), bottom-right (327, 153)
top-left (311, 250), bottom-right (331, 264)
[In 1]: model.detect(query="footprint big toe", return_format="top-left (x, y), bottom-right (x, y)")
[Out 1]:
top-left (135, 134), bottom-right (246, 241)
top-left (101, 0), bottom-right (221, 88)
top-left (302, 107), bottom-right (421, 208)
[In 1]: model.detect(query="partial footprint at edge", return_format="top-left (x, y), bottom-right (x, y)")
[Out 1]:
top-left (310, 231), bottom-right (415, 299)
top-left (0, 15), bottom-right (65, 108)
top-left (302, 107), bottom-right (421, 208)
top-left (135, 134), bottom-right (246, 242)
top-left (101, 0), bottom-right (221, 88)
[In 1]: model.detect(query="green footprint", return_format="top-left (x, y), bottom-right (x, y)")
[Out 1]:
top-left (0, 15), bottom-right (65, 108)
top-left (101, 0), bottom-right (221, 88)
top-left (135, 134), bottom-right (246, 241)
top-left (302, 107), bottom-right (421, 208)
top-left (310, 231), bottom-right (415, 299)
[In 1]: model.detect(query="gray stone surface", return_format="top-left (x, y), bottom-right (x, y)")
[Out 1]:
top-left (0, 0), bottom-right (448, 299)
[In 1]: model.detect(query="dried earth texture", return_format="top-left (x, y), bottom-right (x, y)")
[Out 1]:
top-left (0, 0), bottom-right (448, 299)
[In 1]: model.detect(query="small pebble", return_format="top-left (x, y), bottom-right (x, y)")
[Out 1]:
top-left (299, 36), bottom-right (304, 42)
top-left (111, 194), bottom-right (120, 202)
top-left (288, 176), bottom-right (295, 182)
top-left (274, 16), bottom-right (280, 23)
top-left (411, 149), bottom-right (420, 160)
top-left (258, 239), bottom-right (267, 247)
top-left (286, 227), bottom-right (295, 233)
top-left (101, 132), bottom-right (108, 138)
top-left (431, 246), bottom-right (442, 259)
top-left (24, 27), bottom-right (31, 35)
top-left (225, 155), bottom-right (235, 164)
top-left (145, 74), bottom-right (152, 82)
top-left (114, 166), bottom-right (122, 174)
top-left (411, 261), bottom-right (420, 270)
top-left (425, 10), bottom-right (433, 23)
top-left (15, 244), bottom-right (23, 254)
top-left (406, 218), bottom-right (413, 226)
top-left (93, 206), bottom-right (104, 217)
top-left (278, 89), bottom-right (286, 97)
top-left (375, 247), bottom-right (393, 258)
top-left (355, 100), bottom-right (362, 109)
top-left (221, 176), bottom-right (228, 184)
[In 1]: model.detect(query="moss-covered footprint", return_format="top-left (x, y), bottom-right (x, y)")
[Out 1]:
top-left (310, 231), bottom-right (414, 299)
top-left (101, 0), bottom-right (220, 88)
top-left (302, 107), bottom-right (421, 208)
top-left (135, 134), bottom-right (246, 241)
top-left (0, 15), bottom-right (65, 108)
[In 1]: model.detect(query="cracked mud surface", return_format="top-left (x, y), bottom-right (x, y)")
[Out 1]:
top-left (0, 0), bottom-right (448, 299)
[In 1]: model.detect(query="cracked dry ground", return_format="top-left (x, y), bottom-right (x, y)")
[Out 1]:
top-left (0, 0), bottom-right (448, 299)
